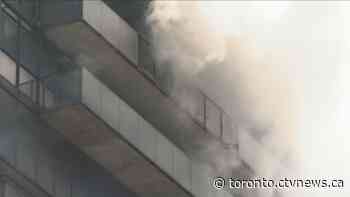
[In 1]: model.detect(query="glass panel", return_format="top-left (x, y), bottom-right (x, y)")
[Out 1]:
top-left (173, 147), bottom-right (191, 191)
top-left (190, 89), bottom-right (205, 123)
top-left (43, 68), bottom-right (82, 109)
top-left (82, 0), bottom-right (101, 31)
top-left (4, 183), bottom-right (21, 197)
top-left (20, 28), bottom-right (40, 77)
top-left (3, 1), bottom-right (19, 13)
top-left (0, 9), bottom-right (18, 59)
top-left (0, 131), bottom-right (17, 166)
top-left (37, 153), bottom-right (55, 194)
top-left (0, 51), bottom-right (16, 85)
top-left (156, 62), bottom-right (175, 95)
top-left (16, 142), bottom-right (37, 180)
top-left (55, 166), bottom-right (71, 197)
top-left (35, 43), bottom-right (57, 78)
top-left (100, 83), bottom-right (120, 130)
top-left (18, 79), bottom-right (37, 102)
top-left (173, 85), bottom-right (205, 124)
top-left (19, 67), bottom-right (34, 84)
top-left (137, 118), bottom-right (157, 161)
top-left (4, 0), bottom-right (39, 25)
top-left (18, 0), bottom-right (38, 25)
top-left (39, 83), bottom-right (56, 108)
top-left (89, 1), bottom-right (138, 64)
top-left (138, 36), bottom-right (155, 79)
top-left (192, 163), bottom-right (213, 197)
top-left (191, 162), bottom-right (202, 197)
top-left (18, 67), bottom-right (37, 103)
top-left (118, 98), bottom-right (139, 145)
top-left (156, 133), bottom-right (174, 175)
top-left (99, 1), bottom-right (118, 47)
top-left (39, 0), bottom-right (82, 27)
top-left (82, 68), bottom-right (101, 114)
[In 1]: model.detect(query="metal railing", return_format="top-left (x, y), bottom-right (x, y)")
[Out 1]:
top-left (0, 5), bottom-right (79, 111)
top-left (0, 0), bottom-right (238, 147)
top-left (0, 4), bottom-right (240, 197)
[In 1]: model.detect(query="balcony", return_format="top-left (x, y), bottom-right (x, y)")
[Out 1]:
top-left (41, 67), bottom-right (235, 197)
top-left (0, 2), bottom-right (288, 197)
top-left (0, 176), bottom-right (39, 197)
top-left (16, 0), bottom-right (242, 171)
top-left (0, 7), bottom-right (235, 196)
top-left (0, 82), bottom-right (142, 197)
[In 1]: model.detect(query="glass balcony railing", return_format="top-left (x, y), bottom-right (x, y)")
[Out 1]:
top-left (0, 0), bottom-right (241, 153)
top-left (0, 10), bottom-right (243, 197)
top-left (1, 176), bottom-right (35, 197)
top-left (80, 68), bottom-right (232, 197)
top-left (0, 6), bottom-right (76, 109)
top-left (0, 88), bottom-right (144, 197)
top-left (1, 0), bottom-right (239, 147)
top-left (38, 66), bottom-right (234, 197)
top-left (2, 0), bottom-right (39, 27)
top-left (135, 12), bottom-right (237, 147)
top-left (0, 7), bottom-right (233, 196)
top-left (0, 5), bottom-right (61, 78)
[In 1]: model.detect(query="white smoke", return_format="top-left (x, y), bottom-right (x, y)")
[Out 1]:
top-left (147, 1), bottom-right (350, 197)
top-left (147, 1), bottom-right (227, 73)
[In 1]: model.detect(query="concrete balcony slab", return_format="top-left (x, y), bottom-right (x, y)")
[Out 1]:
top-left (42, 104), bottom-right (191, 197)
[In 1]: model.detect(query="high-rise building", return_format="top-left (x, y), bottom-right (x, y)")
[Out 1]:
top-left (0, 1), bottom-right (284, 197)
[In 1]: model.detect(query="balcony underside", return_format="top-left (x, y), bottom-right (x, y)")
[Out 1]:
top-left (42, 104), bottom-right (191, 197)
top-left (43, 21), bottom-right (233, 166)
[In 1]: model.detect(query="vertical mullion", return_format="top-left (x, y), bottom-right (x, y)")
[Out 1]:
top-left (15, 16), bottom-right (20, 88)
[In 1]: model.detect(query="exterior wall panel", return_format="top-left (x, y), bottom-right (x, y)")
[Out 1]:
top-left (119, 98), bottom-right (139, 146)
top-left (173, 147), bottom-right (191, 191)
top-left (16, 143), bottom-right (36, 181)
top-left (100, 83), bottom-right (120, 131)
top-left (137, 118), bottom-right (157, 161)
top-left (82, 68), bottom-right (101, 115)
top-left (82, 0), bottom-right (138, 65)
top-left (156, 133), bottom-right (174, 176)
top-left (0, 135), bottom-right (16, 166)
top-left (0, 51), bottom-right (16, 85)
top-left (4, 183), bottom-right (21, 197)
top-left (0, 10), bottom-right (18, 59)
top-left (82, 1), bottom-right (102, 32)
top-left (36, 153), bottom-right (54, 195)
top-left (54, 166), bottom-right (71, 197)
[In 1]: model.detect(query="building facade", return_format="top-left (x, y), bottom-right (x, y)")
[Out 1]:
top-left (0, 1), bottom-right (285, 197)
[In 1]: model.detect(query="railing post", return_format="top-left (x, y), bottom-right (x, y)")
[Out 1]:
top-left (15, 10), bottom-right (20, 88)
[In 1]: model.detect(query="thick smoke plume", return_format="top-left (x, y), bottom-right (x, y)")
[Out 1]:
top-left (147, 1), bottom-right (350, 197)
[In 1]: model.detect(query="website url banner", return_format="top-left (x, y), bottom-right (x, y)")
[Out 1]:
top-left (213, 177), bottom-right (344, 190)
